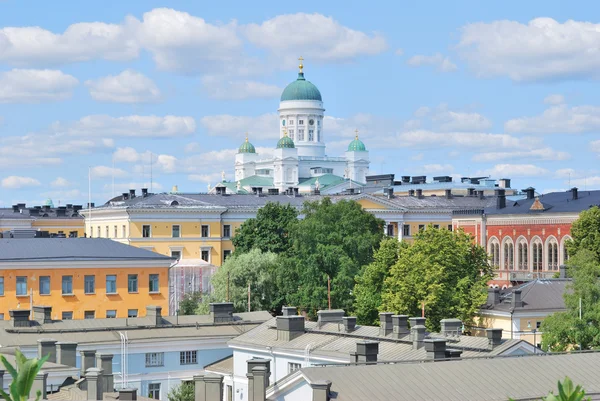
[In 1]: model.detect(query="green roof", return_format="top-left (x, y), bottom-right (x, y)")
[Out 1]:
top-left (277, 135), bottom-right (295, 149)
top-left (280, 72), bottom-right (322, 102)
top-left (299, 174), bottom-right (345, 188)
top-left (239, 176), bottom-right (274, 187)
top-left (347, 137), bottom-right (367, 151)
top-left (238, 138), bottom-right (256, 154)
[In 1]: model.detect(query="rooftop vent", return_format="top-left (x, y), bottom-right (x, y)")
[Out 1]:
top-left (141, 188), bottom-right (148, 197)
top-left (209, 303), bottom-right (234, 323)
top-left (276, 315), bottom-right (305, 341)
top-left (317, 309), bottom-right (345, 327)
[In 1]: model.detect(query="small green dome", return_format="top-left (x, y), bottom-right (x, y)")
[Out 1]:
top-left (44, 198), bottom-right (54, 208)
top-left (348, 136), bottom-right (367, 151)
top-left (280, 72), bottom-right (322, 102)
top-left (238, 136), bottom-right (256, 153)
top-left (277, 135), bottom-right (295, 149)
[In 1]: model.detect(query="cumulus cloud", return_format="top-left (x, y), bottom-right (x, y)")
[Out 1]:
top-left (85, 69), bottom-right (161, 103)
top-left (505, 104), bottom-right (600, 134)
top-left (418, 164), bottom-right (455, 174)
top-left (472, 148), bottom-right (571, 162)
top-left (50, 177), bottom-right (71, 188)
top-left (477, 164), bottom-right (549, 178)
top-left (407, 53), bottom-right (457, 72)
top-left (431, 110), bottom-right (492, 132)
top-left (0, 69), bottom-right (78, 103)
top-left (91, 166), bottom-right (129, 179)
top-left (544, 94), bottom-right (565, 105)
top-left (554, 168), bottom-right (577, 179)
top-left (592, 139), bottom-right (600, 154)
top-left (201, 76), bottom-right (281, 100)
top-left (201, 113), bottom-right (278, 140)
top-left (571, 176), bottom-right (600, 187)
top-left (458, 18), bottom-right (600, 81)
top-left (1, 176), bottom-right (41, 189)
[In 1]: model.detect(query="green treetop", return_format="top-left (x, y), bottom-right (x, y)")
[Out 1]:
top-left (567, 206), bottom-right (600, 262)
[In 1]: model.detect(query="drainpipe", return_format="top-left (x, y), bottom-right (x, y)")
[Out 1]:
top-left (510, 309), bottom-right (514, 340)
top-left (267, 347), bottom-right (275, 386)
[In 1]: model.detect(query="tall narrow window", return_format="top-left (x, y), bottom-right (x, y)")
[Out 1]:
top-left (106, 275), bottom-right (117, 294)
top-left (172, 225), bottom-right (180, 238)
top-left (62, 276), bottom-right (73, 295)
top-left (0, 276), bottom-right (4, 296)
top-left (223, 225), bottom-right (231, 238)
top-left (547, 241), bottom-right (559, 270)
top-left (201, 225), bottom-right (209, 238)
top-left (142, 225), bottom-right (151, 238)
top-left (128, 274), bottom-right (138, 293)
top-left (532, 242), bottom-right (543, 271)
top-left (16, 276), bottom-right (27, 296)
top-left (149, 274), bottom-right (159, 293)
top-left (403, 225), bottom-right (410, 237)
top-left (84, 275), bottom-right (95, 294)
top-left (114, 226), bottom-right (117, 238)
top-left (518, 242), bottom-right (528, 270)
top-left (39, 276), bottom-right (50, 295)
top-left (504, 243), bottom-right (514, 270)
top-left (122, 225), bottom-right (127, 238)
top-left (201, 250), bottom-right (210, 262)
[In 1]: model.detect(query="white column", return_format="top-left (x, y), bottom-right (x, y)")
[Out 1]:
top-left (398, 222), bottom-right (403, 241)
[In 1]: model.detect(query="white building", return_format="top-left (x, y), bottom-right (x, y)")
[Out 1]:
top-left (230, 60), bottom-right (370, 194)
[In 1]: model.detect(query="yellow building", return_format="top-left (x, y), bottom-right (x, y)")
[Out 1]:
top-left (0, 238), bottom-right (173, 320)
top-left (0, 201), bottom-right (85, 238)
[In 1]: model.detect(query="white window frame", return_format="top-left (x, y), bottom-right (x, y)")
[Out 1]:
top-left (288, 362), bottom-right (302, 374)
top-left (145, 352), bottom-right (165, 367)
top-left (180, 350), bottom-right (198, 365)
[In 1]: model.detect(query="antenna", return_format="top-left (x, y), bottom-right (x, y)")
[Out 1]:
top-left (150, 152), bottom-right (153, 193)
top-left (88, 167), bottom-right (92, 237)
top-left (112, 155), bottom-right (115, 198)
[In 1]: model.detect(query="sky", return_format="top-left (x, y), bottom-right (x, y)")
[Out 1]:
top-left (1, 0), bottom-right (599, 206)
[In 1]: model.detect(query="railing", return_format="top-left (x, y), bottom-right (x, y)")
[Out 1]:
top-left (495, 270), bottom-right (557, 281)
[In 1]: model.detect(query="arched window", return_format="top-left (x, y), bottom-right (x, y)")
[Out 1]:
top-left (561, 235), bottom-right (572, 264)
top-left (546, 237), bottom-right (559, 271)
top-left (503, 239), bottom-right (514, 270)
top-left (531, 238), bottom-right (543, 271)
top-left (517, 238), bottom-right (528, 270)
top-left (488, 238), bottom-right (500, 268)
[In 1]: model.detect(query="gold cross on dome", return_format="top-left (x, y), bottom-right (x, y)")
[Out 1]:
top-left (298, 56), bottom-right (304, 73)
top-left (355, 129), bottom-right (359, 140)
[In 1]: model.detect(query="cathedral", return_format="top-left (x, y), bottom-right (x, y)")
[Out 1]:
top-left (224, 59), bottom-right (370, 195)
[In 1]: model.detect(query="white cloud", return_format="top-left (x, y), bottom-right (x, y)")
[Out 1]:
top-left (432, 110), bottom-right (492, 132)
top-left (590, 140), bottom-right (600, 154)
top-left (571, 176), bottom-right (600, 187)
top-left (505, 104), bottom-right (600, 134)
top-left (458, 18), bottom-right (600, 81)
top-left (419, 164), bottom-right (454, 174)
top-left (201, 113), bottom-right (278, 140)
top-left (544, 94), bottom-right (565, 105)
top-left (50, 177), bottom-right (71, 188)
top-left (184, 142), bottom-right (201, 154)
top-left (478, 164), bottom-right (549, 178)
top-left (48, 115), bottom-right (196, 138)
top-left (395, 48), bottom-right (404, 56)
top-left (91, 166), bottom-right (128, 179)
top-left (1, 176), bottom-right (41, 189)
top-left (0, 69), bottom-right (78, 103)
top-left (414, 107), bottom-right (430, 118)
top-left (201, 76), bottom-right (281, 100)
top-left (554, 168), bottom-right (577, 179)
top-left (243, 13), bottom-right (387, 66)
top-left (473, 148), bottom-right (571, 162)
top-left (85, 69), bottom-right (161, 103)
top-left (407, 53), bottom-right (457, 72)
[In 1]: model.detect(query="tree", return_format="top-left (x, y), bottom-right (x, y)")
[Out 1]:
top-left (381, 227), bottom-right (492, 332)
top-left (287, 198), bottom-right (384, 316)
top-left (509, 377), bottom-right (590, 401)
top-left (232, 202), bottom-right (298, 254)
top-left (178, 292), bottom-right (202, 315)
top-left (567, 206), bottom-right (600, 262)
top-left (541, 250), bottom-right (600, 351)
top-left (0, 349), bottom-right (49, 401)
top-left (168, 382), bottom-right (194, 401)
top-left (353, 237), bottom-right (405, 325)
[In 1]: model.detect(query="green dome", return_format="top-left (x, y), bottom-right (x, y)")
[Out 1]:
top-left (348, 136), bottom-right (367, 151)
top-left (238, 137), bottom-right (256, 153)
top-left (277, 135), bottom-right (295, 149)
top-left (280, 72), bottom-right (322, 102)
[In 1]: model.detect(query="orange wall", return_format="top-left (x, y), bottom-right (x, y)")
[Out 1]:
top-left (0, 266), bottom-right (168, 320)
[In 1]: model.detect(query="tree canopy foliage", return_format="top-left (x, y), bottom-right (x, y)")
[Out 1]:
top-left (380, 227), bottom-right (492, 332)
top-left (567, 206), bottom-right (600, 262)
top-left (167, 382), bottom-right (194, 401)
top-left (178, 292), bottom-right (202, 316)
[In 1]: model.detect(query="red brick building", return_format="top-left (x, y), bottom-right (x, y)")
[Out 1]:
top-left (453, 187), bottom-right (600, 287)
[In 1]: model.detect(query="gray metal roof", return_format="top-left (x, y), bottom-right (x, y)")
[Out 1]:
top-left (204, 355), bottom-right (234, 375)
top-left (485, 189), bottom-right (600, 215)
top-left (483, 279), bottom-right (570, 313)
top-left (0, 206), bottom-right (83, 220)
top-left (296, 352), bottom-right (600, 401)
top-left (0, 238), bottom-right (174, 262)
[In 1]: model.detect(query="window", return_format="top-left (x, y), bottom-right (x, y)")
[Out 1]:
top-left (145, 353), bottom-right (164, 367)
top-left (547, 241), bottom-right (559, 270)
top-left (62, 276), bottom-right (73, 295)
top-left (84, 311), bottom-right (95, 319)
top-left (288, 362), bottom-right (302, 374)
top-left (489, 241), bottom-right (500, 268)
top-left (403, 224), bottom-right (410, 237)
top-left (504, 242), bottom-right (514, 270)
top-left (105, 226), bottom-right (109, 237)
top-left (289, 119), bottom-right (294, 125)
top-left (433, 224), bottom-right (440, 229)
top-left (0, 276), bottom-right (4, 296)
top-left (69, 231), bottom-right (78, 238)
top-left (532, 242), bottom-right (543, 271)
top-left (201, 225), bottom-right (209, 238)
top-left (179, 351), bottom-right (197, 365)
top-left (536, 321), bottom-right (542, 329)
top-left (386, 224), bottom-right (394, 237)
top-left (148, 383), bottom-right (160, 399)
top-left (0, 313), bottom-right (4, 320)
top-left (39, 276), bottom-right (50, 295)
top-left (149, 274), bottom-right (160, 293)
top-left (128, 274), bottom-right (138, 293)
top-left (84, 275), bottom-right (95, 294)
top-left (308, 129), bottom-right (314, 141)
top-left (114, 226), bottom-right (117, 238)
top-left (201, 250), bottom-right (210, 262)
top-left (298, 119), bottom-right (304, 125)
top-left (223, 224), bottom-right (231, 238)
top-left (223, 250), bottom-right (232, 261)
top-left (62, 311), bottom-right (73, 320)
top-left (317, 130), bottom-right (321, 142)
top-left (518, 241), bottom-right (528, 270)
top-left (106, 310), bottom-right (117, 318)
top-left (97, 226), bottom-right (100, 237)
top-left (171, 250), bottom-right (181, 260)
top-left (298, 129), bottom-right (305, 141)
top-left (122, 225), bottom-right (127, 238)
top-left (172, 225), bottom-right (180, 238)
top-left (418, 224), bottom-right (425, 232)
top-left (142, 225), bottom-right (151, 238)
top-left (106, 275), bottom-right (117, 294)
top-left (448, 224), bottom-right (453, 231)
top-left (16, 276), bottom-right (27, 296)
top-left (128, 309), bottom-right (138, 318)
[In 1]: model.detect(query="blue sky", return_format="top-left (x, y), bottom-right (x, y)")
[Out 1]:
top-left (1, 0), bottom-right (599, 206)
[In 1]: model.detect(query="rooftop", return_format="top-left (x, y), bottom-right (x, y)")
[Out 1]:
top-left (483, 279), bottom-right (570, 313)
top-left (486, 189), bottom-right (600, 215)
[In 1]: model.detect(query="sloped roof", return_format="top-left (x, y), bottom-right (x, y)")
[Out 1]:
top-left (486, 189), bottom-right (600, 215)
top-left (483, 279), bottom-right (570, 313)
top-left (204, 355), bottom-right (234, 375)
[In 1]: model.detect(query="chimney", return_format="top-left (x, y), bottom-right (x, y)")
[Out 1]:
top-left (487, 288), bottom-right (500, 305)
top-left (32, 372), bottom-right (48, 400)
top-left (310, 381), bottom-right (332, 401)
top-left (343, 316), bottom-right (357, 333)
top-left (386, 187), bottom-right (394, 199)
top-left (85, 368), bottom-right (104, 401)
top-left (354, 341), bottom-right (379, 364)
top-left (37, 339), bottom-right (57, 363)
top-left (440, 319), bottom-right (462, 336)
top-left (523, 187), bottom-right (535, 200)
top-left (204, 374), bottom-right (223, 401)
top-left (411, 325), bottom-right (426, 350)
top-left (401, 176), bottom-right (410, 183)
top-left (486, 328), bottom-right (503, 347)
top-left (87, 202), bottom-right (95, 209)
top-left (12, 205), bottom-right (18, 212)
top-left (268, 188), bottom-right (280, 195)
top-left (445, 349), bottom-right (463, 358)
top-left (317, 309), bottom-right (345, 327)
top-left (416, 189), bottom-right (423, 198)
top-left (282, 306), bottom-right (297, 316)
top-left (408, 189), bottom-right (415, 197)
top-left (119, 389), bottom-right (138, 401)
top-left (559, 265), bottom-right (567, 278)
top-left (409, 317), bottom-right (426, 328)
top-left (495, 189), bottom-right (506, 209)
top-left (146, 305), bottom-right (163, 326)
top-left (122, 192), bottom-right (129, 200)
top-left (9, 309), bottom-right (30, 327)
top-left (571, 187), bottom-right (578, 200)
top-left (424, 338), bottom-right (447, 360)
top-left (247, 359), bottom-right (271, 388)
top-left (32, 306), bottom-right (52, 324)
top-left (499, 178), bottom-right (511, 189)
top-left (392, 315), bottom-right (409, 338)
top-left (251, 366), bottom-right (268, 401)
top-left (379, 312), bottom-right (393, 336)
top-left (277, 315), bottom-right (305, 341)
top-left (445, 189), bottom-right (452, 199)
top-left (80, 350), bottom-right (96, 377)
top-left (129, 189), bottom-right (136, 198)
top-left (56, 342), bottom-right (77, 367)
top-left (141, 188), bottom-right (148, 197)
top-left (478, 190), bottom-right (485, 200)
top-left (293, 187), bottom-right (299, 197)
top-left (193, 374), bottom-right (206, 401)
top-left (95, 353), bottom-right (114, 393)
top-left (511, 289), bottom-right (523, 307)
top-left (467, 188), bottom-right (475, 197)
top-left (209, 303), bottom-right (234, 323)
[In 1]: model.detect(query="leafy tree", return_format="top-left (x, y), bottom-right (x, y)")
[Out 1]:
top-left (178, 292), bottom-right (202, 315)
top-left (232, 202), bottom-right (298, 254)
top-left (381, 227), bottom-right (492, 332)
top-left (287, 198), bottom-right (384, 316)
top-left (509, 377), bottom-right (590, 401)
top-left (0, 349), bottom-right (49, 401)
top-left (353, 237), bottom-right (405, 325)
top-left (541, 250), bottom-right (600, 351)
top-left (566, 206), bottom-right (600, 262)
top-left (168, 382), bottom-right (194, 401)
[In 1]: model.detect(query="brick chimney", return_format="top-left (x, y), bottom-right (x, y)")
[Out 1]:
top-left (440, 319), bottom-right (462, 336)
top-left (392, 315), bottom-right (409, 338)
top-left (379, 312), bottom-right (393, 336)
top-left (209, 303), bottom-right (234, 323)
top-left (56, 342), bottom-right (78, 367)
top-left (343, 316), bottom-right (357, 333)
top-left (276, 315), bottom-right (305, 341)
top-left (488, 287), bottom-right (500, 305)
top-left (37, 339), bottom-right (57, 363)
top-left (487, 328), bottom-right (503, 347)
top-left (511, 289), bottom-right (523, 307)
top-left (424, 338), bottom-right (447, 360)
